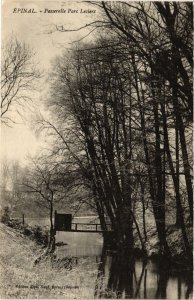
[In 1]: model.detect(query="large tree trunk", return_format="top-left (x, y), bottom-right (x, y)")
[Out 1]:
top-left (160, 95), bottom-right (191, 259)
top-left (132, 58), bottom-right (169, 256)
top-left (151, 78), bottom-right (169, 256)
top-left (171, 45), bottom-right (193, 222)
top-left (175, 126), bottom-right (181, 226)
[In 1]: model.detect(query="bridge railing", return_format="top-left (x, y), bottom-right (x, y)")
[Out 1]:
top-left (71, 223), bottom-right (112, 232)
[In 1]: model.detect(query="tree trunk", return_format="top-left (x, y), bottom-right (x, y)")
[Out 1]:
top-left (175, 126), bottom-right (181, 227)
top-left (171, 45), bottom-right (193, 222)
top-left (49, 199), bottom-right (55, 253)
top-left (151, 72), bottom-right (170, 256)
top-left (140, 182), bottom-right (147, 242)
top-left (160, 97), bottom-right (192, 259)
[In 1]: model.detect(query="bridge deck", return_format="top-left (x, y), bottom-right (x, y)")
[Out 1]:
top-left (56, 223), bottom-right (113, 233)
top-left (60, 229), bottom-right (113, 233)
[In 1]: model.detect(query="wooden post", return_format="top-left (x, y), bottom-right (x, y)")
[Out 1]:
top-left (22, 214), bottom-right (24, 225)
top-left (96, 224), bottom-right (98, 231)
top-left (75, 224), bottom-right (77, 231)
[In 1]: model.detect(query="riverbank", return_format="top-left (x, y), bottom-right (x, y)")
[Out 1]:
top-left (133, 224), bottom-right (192, 268)
top-left (0, 222), bottom-right (98, 298)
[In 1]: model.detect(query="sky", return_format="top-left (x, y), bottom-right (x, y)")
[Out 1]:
top-left (1, 0), bottom-right (100, 164)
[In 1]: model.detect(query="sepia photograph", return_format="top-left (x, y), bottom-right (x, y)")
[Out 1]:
top-left (0, 0), bottom-right (193, 298)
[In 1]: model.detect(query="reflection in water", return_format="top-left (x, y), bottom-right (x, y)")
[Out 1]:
top-left (154, 262), bottom-right (168, 299)
top-left (107, 251), bottom-right (134, 298)
top-left (93, 248), bottom-right (192, 299)
top-left (94, 249), bottom-right (136, 298)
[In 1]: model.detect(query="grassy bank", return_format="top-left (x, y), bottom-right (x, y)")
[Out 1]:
top-left (133, 224), bottom-right (192, 267)
top-left (0, 222), bottom-right (98, 298)
top-left (5, 219), bottom-right (49, 246)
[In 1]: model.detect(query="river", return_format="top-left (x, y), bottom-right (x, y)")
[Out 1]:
top-left (23, 217), bottom-right (192, 299)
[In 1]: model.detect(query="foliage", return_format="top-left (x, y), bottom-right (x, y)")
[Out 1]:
top-left (6, 218), bottom-right (48, 246)
top-left (1, 206), bottom-right (11, 224)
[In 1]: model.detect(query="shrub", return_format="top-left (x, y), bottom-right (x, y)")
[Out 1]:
top-left (7, 219), bottom-right (23, 230)
top-left (23, 225), bottom-right (33, 236)
top-left (1, 206), bottom-right (11, 224)
top-left (33, 226), bottom-right (48, 245)
top-left (4, 217), bottom-right (49, 246)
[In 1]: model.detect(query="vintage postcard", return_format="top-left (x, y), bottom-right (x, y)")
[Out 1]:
top-left (0, 0), bottom-right (193, 299)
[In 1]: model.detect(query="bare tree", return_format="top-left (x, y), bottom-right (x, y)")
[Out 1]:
top-left (0, 159), bottom-right (25, 211)
top-left (47, 27), bottom-right (192, 258)
top-left (41, 1), bottom-right (192, 259)
top-left (23, 156), bottom-right (58, 251)
top-left (1, 36), bottom-right (40, 125)
top-left (22, 154), bottom-right (78, 251)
